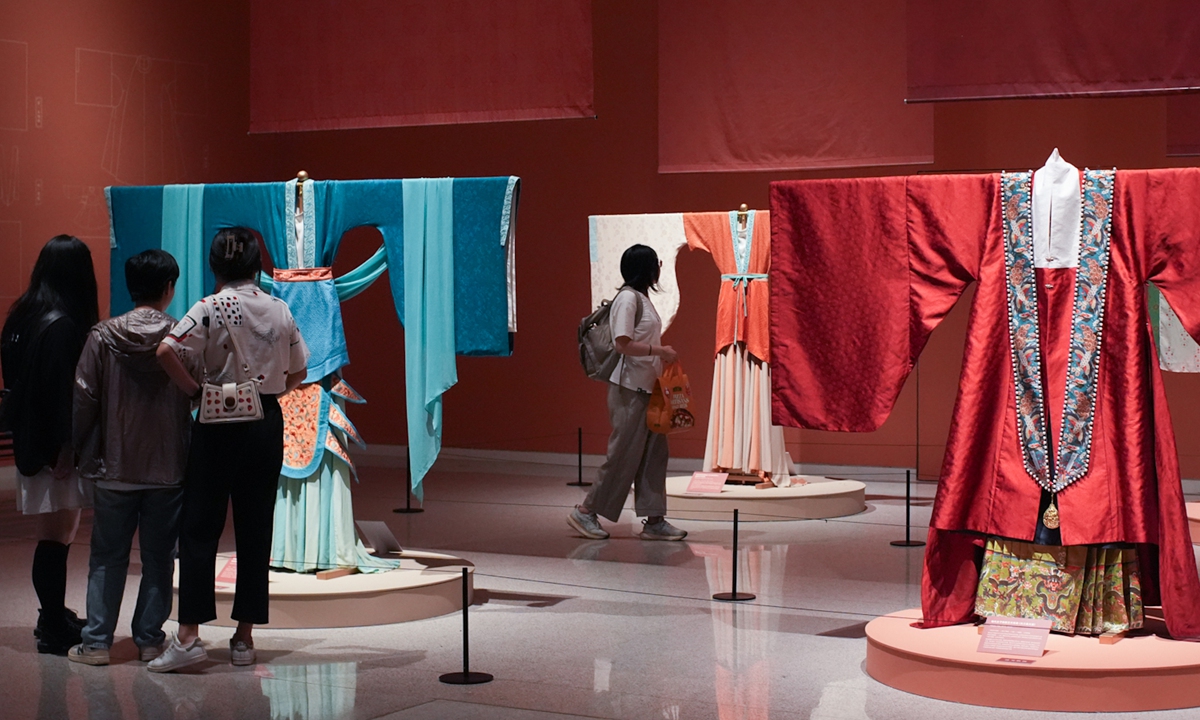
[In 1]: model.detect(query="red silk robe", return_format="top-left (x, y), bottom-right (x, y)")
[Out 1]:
top-left (769, 169), bottom-right (1200, 639)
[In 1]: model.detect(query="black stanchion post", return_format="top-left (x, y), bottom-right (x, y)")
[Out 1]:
top-left (713, 509), bottom-right (755, 602)
top-left (567, 427), bottom-right (592, 487)
top-left (890, 469), bottom-right (925, 547)
top-left (440, 567), bottom-right (493, 685)
top-left (393, 454), bottom-right (424, 514)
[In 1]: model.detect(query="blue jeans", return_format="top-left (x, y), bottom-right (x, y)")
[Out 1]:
top-left (81, 486), bottom-right (183, 649)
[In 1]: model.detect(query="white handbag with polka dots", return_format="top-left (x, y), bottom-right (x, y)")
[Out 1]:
top-left (198, 300), bottom-right (264, 424)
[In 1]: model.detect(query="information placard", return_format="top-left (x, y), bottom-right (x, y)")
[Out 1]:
top-left (215, 556), bottom-right (238, 591)
top-left (976, 616), bottom-right (1052, 658)
top-left (686, 472), bottom-right (728, 494)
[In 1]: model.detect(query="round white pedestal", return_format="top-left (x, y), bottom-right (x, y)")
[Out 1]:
top-left (174, 550), bottom-right (473, 628)
top-left (665, 475), bottom-right (865, 521)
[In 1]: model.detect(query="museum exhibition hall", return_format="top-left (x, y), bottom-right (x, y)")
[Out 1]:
top-left (5, 1), bottom-right (1200, 718)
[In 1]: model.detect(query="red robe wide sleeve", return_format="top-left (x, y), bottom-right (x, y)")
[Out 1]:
top-left (771, 169), bottom-right (1200, 639)
top-left (769, 174), bottom-right (991, 431)
top-left (1127, 167), bottom-right (1200, 640)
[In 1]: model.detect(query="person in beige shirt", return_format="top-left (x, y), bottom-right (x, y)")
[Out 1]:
top-left (569, 244), bottom-right (688, 543)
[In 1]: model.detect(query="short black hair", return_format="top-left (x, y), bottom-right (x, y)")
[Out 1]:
top-left (125, 249), bottom-right (179, 305)
top-left (209, 227), bottom-right (262, 282)
top-left (620, 244), bottom-right (660, 294)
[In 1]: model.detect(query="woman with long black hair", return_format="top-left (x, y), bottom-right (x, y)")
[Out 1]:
top-left (1, 235), bottom-right (99, 654)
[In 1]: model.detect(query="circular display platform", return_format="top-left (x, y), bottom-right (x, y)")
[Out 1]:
top-left (173, 550), bottom-right (474, 629)
top-left (1188, 502), bottom-right (1200, 544)
top-left (866, 608), bottom-right (1200, 712)
top-left (664, 475), bottom-right (865, 521)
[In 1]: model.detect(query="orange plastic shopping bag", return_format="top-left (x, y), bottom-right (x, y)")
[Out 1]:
top-left (646, 361), bottom-right (695, 434)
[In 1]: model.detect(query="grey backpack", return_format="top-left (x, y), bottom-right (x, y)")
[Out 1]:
top-left (578, 288), bottom-right (643, 381)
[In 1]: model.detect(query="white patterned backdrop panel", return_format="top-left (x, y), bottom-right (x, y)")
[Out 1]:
top-left (1159, 293), bottom-right (1200, 373)
top-left (588, 213), bottom-right (688, 333)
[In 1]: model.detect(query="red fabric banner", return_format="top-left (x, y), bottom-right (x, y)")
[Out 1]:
top-left (658, 0), bottom-right (933, 173)
top-left (907, 1), bottom-right (1200, 102)
top-left (250, 0), bottom-right (594, 133)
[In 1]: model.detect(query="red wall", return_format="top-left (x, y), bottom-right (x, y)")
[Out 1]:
top-left (0, 0), bottom-right (286, 311)
top-left (5, 1), bottom-right (1200, 477)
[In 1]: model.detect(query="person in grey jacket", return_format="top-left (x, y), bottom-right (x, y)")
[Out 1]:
top-left (67, 250), bottom-right (193, 666)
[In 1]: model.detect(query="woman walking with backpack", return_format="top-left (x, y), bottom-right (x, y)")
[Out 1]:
top-left (568, 244), bottom-right (687, 542)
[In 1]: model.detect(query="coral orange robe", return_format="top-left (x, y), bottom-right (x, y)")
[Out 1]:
top-left (685, 211), bottom-right (793, 483)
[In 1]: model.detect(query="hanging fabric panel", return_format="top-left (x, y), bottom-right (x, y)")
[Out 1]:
top-left (249, 0), bottom-right (594, 132)
top-left (658, 0), bottom-right (933, 173)
top-left (907, 0), bottom-right (1200, 101)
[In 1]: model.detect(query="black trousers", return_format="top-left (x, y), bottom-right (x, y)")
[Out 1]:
top-left (177, 395), bottom-right (283, 626)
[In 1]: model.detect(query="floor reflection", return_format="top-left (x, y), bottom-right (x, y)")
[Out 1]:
top-left (260, 662), bottom-right (357, 720)
top-left (697, 543), bottom-right (789, 720)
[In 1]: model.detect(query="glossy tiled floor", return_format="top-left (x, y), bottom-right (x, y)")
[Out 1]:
top-left (1, 455), bottom-right (1198, 720)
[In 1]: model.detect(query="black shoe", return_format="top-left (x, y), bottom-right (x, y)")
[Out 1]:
top-left (34, 608), bottom-right (86, 639)
top-left (34, 609), bottom-right (83, 653)
top-left (37, 634), bottom-right (75, 656)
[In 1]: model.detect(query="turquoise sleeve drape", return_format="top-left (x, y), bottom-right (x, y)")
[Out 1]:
top-left (396, 178), bottom-right (457, 500)
top-left (160, 184), bottom-right (205, 320)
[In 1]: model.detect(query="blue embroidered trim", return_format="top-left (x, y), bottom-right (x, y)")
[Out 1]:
top-left (500, 176), bottom-right (518, 247)
top-left (1054, 169), bottom-right (1113, 490)
top-left (301, 179), bottom-right (315, 268)
top-left (1002, 172), bottom-right (1050, 488)
top-left (284, 179), bottom-right (298, 269)
top-left (1002, 170), bottom-right (1113, 493)
top-left (283, 179), bottom-right (316, 269)
top-left (105, 187), bottom-right (116, 249)
top-left (727, 210), bottom-right (755, 274)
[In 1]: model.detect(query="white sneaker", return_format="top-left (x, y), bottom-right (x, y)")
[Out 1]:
top-left (67, 644), bottom-right (110, 666)
top-left (230, 639), bottom-right (256, 667)
top-left (147, 634), bottom-right (207, 673)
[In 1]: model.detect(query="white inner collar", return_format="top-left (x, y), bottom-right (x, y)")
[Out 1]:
top-left (1031, 148), bottom-right (1081, 269)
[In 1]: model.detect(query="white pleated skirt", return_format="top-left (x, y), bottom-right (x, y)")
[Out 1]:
top-left (16, 467), bottom-right (92, 515)
top-left (702, 343), bottom-right (796, 486)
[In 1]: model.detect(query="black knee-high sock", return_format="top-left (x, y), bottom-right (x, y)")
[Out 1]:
top-left (32, 541), bottom-right (69, 615)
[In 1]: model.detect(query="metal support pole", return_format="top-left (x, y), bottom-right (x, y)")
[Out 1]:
top-left (440, 568), bottom-right (493, 684)
top-left (713, 509), bottom-right (755, 602)
top-left (891, 469), bottom-right (925, 547)
top-left (567, 427), bottom-right (592, 487)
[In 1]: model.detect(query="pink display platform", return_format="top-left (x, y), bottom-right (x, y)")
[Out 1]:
top-left (866, 608), bottom-right (1200, 712)
top-left (173, 550), bottom-right (474, 629)
top-left (1188, 502), bottom-right (1200, 544)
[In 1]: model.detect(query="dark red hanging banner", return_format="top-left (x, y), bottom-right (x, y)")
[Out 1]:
top-left (659, 0), bottom-right (932, 173)
top-left (907, 0), bottom-right (1200, 102)
top-left (250, 0), bottom-right (594, 133)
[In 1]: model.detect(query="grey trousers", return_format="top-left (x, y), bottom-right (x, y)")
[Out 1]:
top-left (585, 384), bottom-right (669, 522)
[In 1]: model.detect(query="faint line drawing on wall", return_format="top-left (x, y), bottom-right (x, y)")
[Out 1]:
top-left (0, 40), bottom-right (28, 131)
top-left (0, 145), bottom-right (17, 207)
top-left (75, 48), bottom-right (206, 185)
top-left (63, 185), bottom-right (111, 237)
